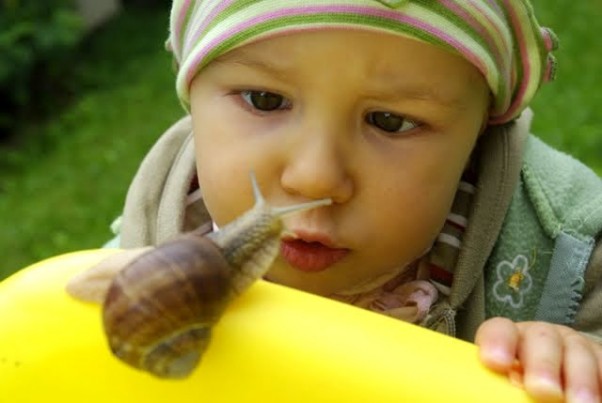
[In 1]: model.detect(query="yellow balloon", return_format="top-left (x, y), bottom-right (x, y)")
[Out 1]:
top-left (0, 250), bottom-right (530, 402)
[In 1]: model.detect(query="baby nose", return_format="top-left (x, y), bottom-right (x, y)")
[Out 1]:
top-left (280, 135), bottom-right (353, 204)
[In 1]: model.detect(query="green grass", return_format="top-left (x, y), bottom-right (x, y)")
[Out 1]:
top-left (0, 7), bottom-right (183, 278)
top-left (528, 0), bottom-right (602, 173)
top-left (0, 2), bottom-right (601, 279)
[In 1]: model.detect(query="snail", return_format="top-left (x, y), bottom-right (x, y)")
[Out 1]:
top-left (102, 173), bottom-right (331, 379)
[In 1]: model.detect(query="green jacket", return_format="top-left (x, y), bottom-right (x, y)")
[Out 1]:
top-left (441, 111), bottom-right (602, 343)
top-left (112, 111), bottom-right (602, 343)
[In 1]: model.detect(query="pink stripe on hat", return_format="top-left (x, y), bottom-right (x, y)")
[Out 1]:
top-left (169, 0), bottom-right (557, 124)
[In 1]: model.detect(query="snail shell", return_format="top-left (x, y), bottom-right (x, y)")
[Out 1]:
top-left (103, 235), bottom-right (230, 378)
top-left (102, 173), bottom-right (331, 378)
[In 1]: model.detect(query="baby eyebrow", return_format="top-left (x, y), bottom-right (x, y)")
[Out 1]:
top-left (213, 52), bottom-right (473, 110)
top-left (364, 84), bottom-right (470, 110)
top-left (212, 52), bottom-right (291, 81)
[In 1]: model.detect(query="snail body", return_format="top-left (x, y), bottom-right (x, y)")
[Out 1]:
top-left (102, 174), bottom-right (331, 378)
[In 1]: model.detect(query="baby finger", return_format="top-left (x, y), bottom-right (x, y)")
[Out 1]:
top-left (563, 333), bottom-right (601, 403)
top-left (519, 322), bottom-right (564, 401)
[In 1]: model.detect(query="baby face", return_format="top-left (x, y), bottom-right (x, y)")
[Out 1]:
top-left (189, 29), bottom-right (489, 296)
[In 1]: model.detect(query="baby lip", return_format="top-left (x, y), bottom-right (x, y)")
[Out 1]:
top-left (283, 231), bottom-right (332, 246)
top-left (280, 231), bottom-right (349, 272)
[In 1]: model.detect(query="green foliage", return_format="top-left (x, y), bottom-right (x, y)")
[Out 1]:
top-left (0, 0), bottom-right (83, 133)
top-left (0, 6), bottom-right (182, 279)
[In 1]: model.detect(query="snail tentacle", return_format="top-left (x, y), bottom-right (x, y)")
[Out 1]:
top-left (102, 172), bottom-right (331, 378)
top-left (208, 172), bottom-right (331, 294)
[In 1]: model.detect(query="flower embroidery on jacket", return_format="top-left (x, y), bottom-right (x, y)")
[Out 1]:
top-left (492, 254), bottom-right (533, 308)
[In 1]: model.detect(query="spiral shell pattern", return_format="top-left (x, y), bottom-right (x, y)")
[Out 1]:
top-left (103, 235), bottom-right (231, 378)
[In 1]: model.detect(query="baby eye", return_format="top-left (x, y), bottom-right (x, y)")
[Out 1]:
top-left (365, 111), bottom-right (419, 134)
top-left (240, 90), bottom-right (291, 112)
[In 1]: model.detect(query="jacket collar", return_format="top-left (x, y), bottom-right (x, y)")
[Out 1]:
top-left (448, 109), bottom-right (533, 308)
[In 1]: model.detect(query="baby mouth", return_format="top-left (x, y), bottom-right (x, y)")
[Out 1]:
top-left (280, 238), bottom-right (349, 273)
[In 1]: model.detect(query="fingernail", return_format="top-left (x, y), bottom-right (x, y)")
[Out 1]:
top-left (568, 389), bottom-right (600, 403)
top-left (524, 373), bottom-right (563, 400)
top-left (482, 347), bottom-right (513, 366)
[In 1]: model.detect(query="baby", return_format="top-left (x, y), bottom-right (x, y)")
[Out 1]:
top-left (92, 1), bottom-right (602, 401)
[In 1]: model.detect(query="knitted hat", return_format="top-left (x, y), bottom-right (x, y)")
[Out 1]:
top-left (167, 0), bottom-right (557, 124)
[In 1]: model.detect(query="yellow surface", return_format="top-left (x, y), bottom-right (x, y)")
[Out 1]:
top-left (0, 250), bottom-right (532, 402)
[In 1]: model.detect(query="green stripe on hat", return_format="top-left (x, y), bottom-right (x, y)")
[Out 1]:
top-left (169, 0), bottom-right (557, 124)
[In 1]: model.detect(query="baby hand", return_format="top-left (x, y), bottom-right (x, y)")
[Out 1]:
top-left (475, 318), bottom-right (602, 403)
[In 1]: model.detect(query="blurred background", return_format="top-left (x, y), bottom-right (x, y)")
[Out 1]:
top-left (0, 0), bottom-right (600, 279)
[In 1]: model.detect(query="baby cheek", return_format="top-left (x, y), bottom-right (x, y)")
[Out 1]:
top-left (400, 182), bottom-right (458, 251)
top-left (194, 156), bottom-right (247, 227)
top-left (425, 182), bottom-right (460, 228)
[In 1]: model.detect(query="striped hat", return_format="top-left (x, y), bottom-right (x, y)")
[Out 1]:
top-left (168, 0), bottom-right (557, 124)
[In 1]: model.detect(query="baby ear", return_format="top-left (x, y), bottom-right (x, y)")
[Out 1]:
top-left (66, 247), bottom-right (152, 304)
